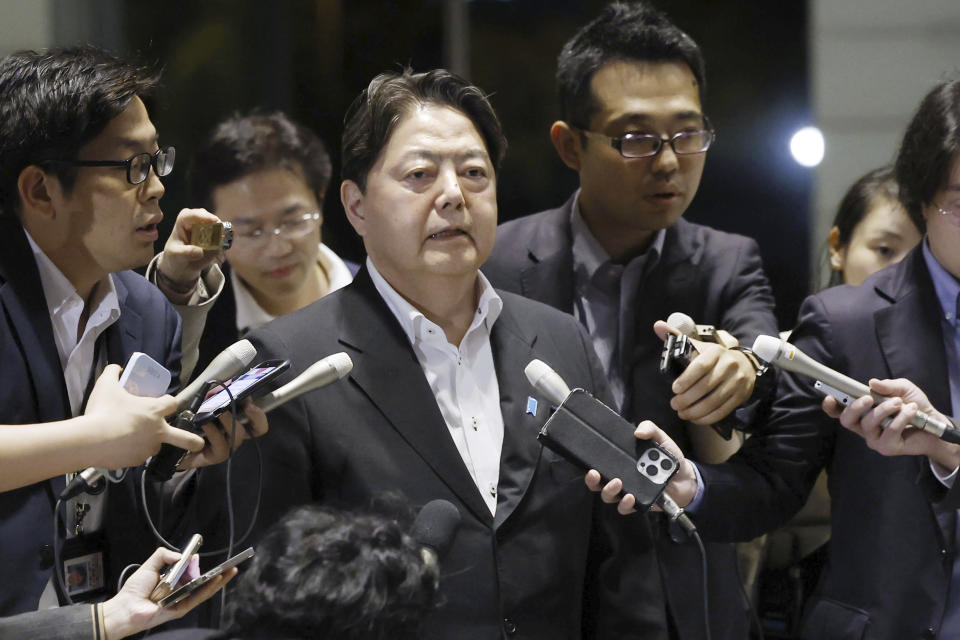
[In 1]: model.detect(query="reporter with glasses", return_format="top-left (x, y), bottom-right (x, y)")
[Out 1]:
top-left (180, 112), bottom-right (356, 374)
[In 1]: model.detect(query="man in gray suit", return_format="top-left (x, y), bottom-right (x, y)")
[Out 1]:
top-left (482, 4), bottom-right (778, 639)
top-left (200, 68), bottom-right (669, 638)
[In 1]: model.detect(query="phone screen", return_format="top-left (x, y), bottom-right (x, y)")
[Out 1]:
top-left (159, 547), bottom-right (255, 608)
top-left (193, 360), bottom-right (288, 423)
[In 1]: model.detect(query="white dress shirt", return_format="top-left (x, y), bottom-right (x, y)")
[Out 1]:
top-left (367, 259), bottom-right (505, 515)
top-left (233, 243), bottom-right (354, 333)
top-left (26, 231), bottom-right (120, 609)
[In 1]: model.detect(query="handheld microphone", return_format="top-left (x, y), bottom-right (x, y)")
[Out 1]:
top-left (175, 339), bottom-right (257, 411)
top-left (410, 499), bottom-right (461, 568)
top-left (523, 359), bottom-right (571, 406)
top-left (666, 312), bottom-right (698, 339)
top-left (253, 353), bottom-right (353, 413)
top-left (752, 335), bottom-right (960, 443)
top-left (524, 359), bottom-right (694, 531)
top-left (145, 340), bottom-right (258, 482)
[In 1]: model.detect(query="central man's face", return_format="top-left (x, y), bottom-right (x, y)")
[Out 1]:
top-left (345, 104), bottom-right (497, 290)
top-left (576, 60), bottom-right (707, 235)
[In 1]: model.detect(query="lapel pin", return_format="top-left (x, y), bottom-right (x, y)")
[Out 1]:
top-left (526, 396), bottom-right (538, 416)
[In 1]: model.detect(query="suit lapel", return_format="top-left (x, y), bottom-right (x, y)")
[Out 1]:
top-left (874, 249), bottom-right (952, 413)
top-left (519, 202), bottom-right (576, 313)
top-left (338, 271), bottom-right (493, 524)
top-left (104, 275), bottom-right (142, 366)
top-left (0, 219), bottom-right (70, 423)
top-left (490, 301), bottom-right (543, 529)
top-left (874, 248), bottom-right (955, 545)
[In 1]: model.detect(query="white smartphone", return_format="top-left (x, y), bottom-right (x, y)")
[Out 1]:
top-left (158, 547), bottom-right (255, 608)
top-left (118, 352), bottom-right (171, 397)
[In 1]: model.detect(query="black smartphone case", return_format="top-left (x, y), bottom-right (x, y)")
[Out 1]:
top-left (537, 388), bottom-right (679, 510)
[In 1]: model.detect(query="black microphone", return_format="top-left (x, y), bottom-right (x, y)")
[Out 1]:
top-left (145, 340), bottom-right (259, 482)
top-left (410, 499), bottom-right (461, 568)
top-left (753, 335), bottom-right (960, 443)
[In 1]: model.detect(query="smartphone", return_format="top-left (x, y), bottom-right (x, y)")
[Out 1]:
top-left (158, 547), bottom-right (254, 608)
top-left (537, 388), bottom-right (679, 511)
top-left (193, 359), bottom-right (289, 424)
top-left (119, 352), bottom-right (171, 397)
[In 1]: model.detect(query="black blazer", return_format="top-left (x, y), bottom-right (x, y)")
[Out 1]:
top-left (695, 245), bottom-right (957, 639)
top-left (483, 196), bottom-right (779, 640)
top-left (197, 268), bottom-right (668, 639)
top-left (0, 216), bottom-right (185, 615)
top-left (195, 259), bottom-right (360, 375)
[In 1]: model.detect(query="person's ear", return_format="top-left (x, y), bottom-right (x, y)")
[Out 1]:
top-left (827, 226), bottom-right (845, 271)
top-left (17, 165), bottom-right (59, 223)
top-left (550, 121), bottom-right (583, 172)
top-left (341, 180), bottom-right (367, 236)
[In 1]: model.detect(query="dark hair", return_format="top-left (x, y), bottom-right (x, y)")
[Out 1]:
top-left (895, 79), bottom-right (960, 226)
top-left (223, 504), bottom-right (438, 640)
top-left (341, 68), bottom-right (507, 191)
top-left (0, 45), bottom-right (159, 217)
top-left (556, 1), bottom-right (706, 128)
top-left (824, 167), bottom-right (913, 287)
top-left (189, 111), bottom-right (332, 210)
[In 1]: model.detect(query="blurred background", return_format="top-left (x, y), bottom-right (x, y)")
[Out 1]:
top-left (1, 0), bottom-right (958, 327)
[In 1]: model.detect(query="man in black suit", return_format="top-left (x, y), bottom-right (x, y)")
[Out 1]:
top-left (482, 4), bottom-right (777, 638)
top-left (0, 46), bottom-right (261, 619)
top-left (210, 68), bottom-right (668, 638)
top-left (606, 79), bottom-right (960, 639)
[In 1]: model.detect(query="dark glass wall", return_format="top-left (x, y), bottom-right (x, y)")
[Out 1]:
top-left (109, 0), bottom-right (808, 327)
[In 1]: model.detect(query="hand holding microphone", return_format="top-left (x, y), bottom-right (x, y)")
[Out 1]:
top-left (752, 336), bottom-right (960, 469)
top-left (657, 314), bottom-right (758, 430)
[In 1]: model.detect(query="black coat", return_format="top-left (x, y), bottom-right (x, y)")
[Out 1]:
top-left (696, 245), bottom-right (958, 639)
top-left (196, 268), bottom-right (669, 639)
top-left (483, 196), bottom-right (779, 640)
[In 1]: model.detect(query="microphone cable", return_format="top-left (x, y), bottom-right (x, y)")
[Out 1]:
top-left (658, 493), bottom-right (712, 640)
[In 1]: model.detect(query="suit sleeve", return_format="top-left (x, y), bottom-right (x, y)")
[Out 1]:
top-left (0, 604), bottom-right (95, 640)
top-left (692, 293), bottom-right (837, 541)
top-left (574, 322), bottom-right (669, 638)
top-left (718, 237), bottom-right (779, 343)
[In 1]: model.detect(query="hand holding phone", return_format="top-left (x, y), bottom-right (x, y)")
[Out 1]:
top-left (159, 548), bottom-right (254, 608)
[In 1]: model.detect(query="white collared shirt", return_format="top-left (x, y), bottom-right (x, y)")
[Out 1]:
top-left (367, 258), bottom-right (505, 515)
top-left (233, 243), bottom-right (354, 333)
top-left (26, 231), bottom-right (120, 610)
top-left (25, 232), bottom-right (121, 417)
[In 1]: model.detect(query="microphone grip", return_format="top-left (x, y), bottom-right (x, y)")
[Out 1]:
top-left (146, 410), bottom-right (197, 482)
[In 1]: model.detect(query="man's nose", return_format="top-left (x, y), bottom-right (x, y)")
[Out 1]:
top-left (435, 168), bottom-right (465, 211)
top-left (138, 164), bottom-right (165, 201)
top-left (650, 141), bottom-right (679, 175)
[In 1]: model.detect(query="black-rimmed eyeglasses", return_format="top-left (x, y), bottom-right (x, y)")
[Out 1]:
top-left (59, 146), bottom-right (176, 185)
top-left (577, 124), bottom-right (714, 159)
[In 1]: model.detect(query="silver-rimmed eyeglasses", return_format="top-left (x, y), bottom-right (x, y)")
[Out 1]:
top-left (231, 212), bottom-right (321, 249)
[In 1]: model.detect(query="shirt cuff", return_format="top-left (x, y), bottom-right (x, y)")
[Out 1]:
top-left (930, 458), bottom-right (959, 488)
top-left (683, 461), bottom-right (706, 513)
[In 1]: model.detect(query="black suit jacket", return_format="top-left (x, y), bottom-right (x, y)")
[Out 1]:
top-left (483, 196), bottom-right (779, 640)
top-left (195, 259), bottom-right (359, 375)
top-left (695, 245), bottom-right (956, 639)
top-left (199, 268), bottom-right (668, 639)
top-left (0, 216), bottom-right (184, 615)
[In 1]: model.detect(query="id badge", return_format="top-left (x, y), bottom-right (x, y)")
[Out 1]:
top-left (60, 531), bottom-right (108, 601)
